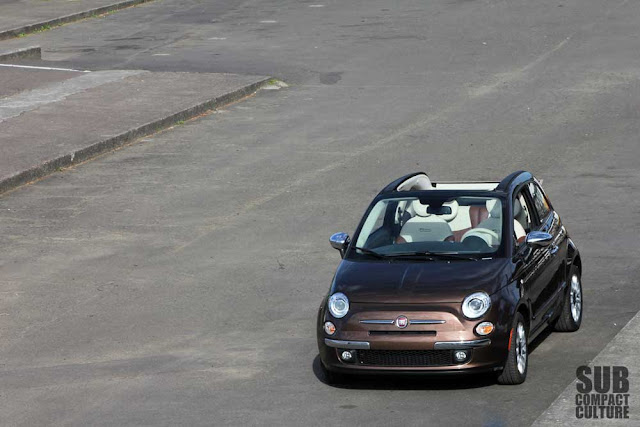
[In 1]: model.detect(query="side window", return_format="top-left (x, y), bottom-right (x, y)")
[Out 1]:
top-left (514, 190), bottom-right (533, 247)
top-left (528, 182), bottom-right (551, 221)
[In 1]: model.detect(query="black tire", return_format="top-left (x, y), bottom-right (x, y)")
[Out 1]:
top-left (497, 312), bottom-right (528, 385)
top-left (553, 266), bottom-right (583, 332)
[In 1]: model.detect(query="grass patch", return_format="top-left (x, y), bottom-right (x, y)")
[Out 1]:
top-left (16, 23), bottom-right (56, 38)
top-left (262, 78), bottom-right (289, 90)
top-left (33, 24), bottom-right (52, 33)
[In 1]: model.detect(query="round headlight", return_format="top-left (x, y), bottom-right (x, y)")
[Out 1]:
top-left (462, 292), bottom-right (491, 319)
top-left (328, 293), bottom-right (349, 318)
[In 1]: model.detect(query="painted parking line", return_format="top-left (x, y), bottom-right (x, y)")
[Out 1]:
top-left (0, 70), bottom-right (145, 123)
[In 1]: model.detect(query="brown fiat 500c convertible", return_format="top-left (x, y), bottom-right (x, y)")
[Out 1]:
top-left (317, 171), bottom-right (583, 385)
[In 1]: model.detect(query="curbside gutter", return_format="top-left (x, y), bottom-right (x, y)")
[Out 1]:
top-left (0, 46), bottom-right (41, 62)
top-left (0, 0), bottom-right (153, 41)
top-left (0, 77), bottom-right (270, 195)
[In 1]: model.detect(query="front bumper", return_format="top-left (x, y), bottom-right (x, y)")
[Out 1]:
top-left (320, 337), bottom-right (503, 374)
top-left (324, 338), bottom-right (491, 350)
top-left (317, 301), bottom-right (512, 374)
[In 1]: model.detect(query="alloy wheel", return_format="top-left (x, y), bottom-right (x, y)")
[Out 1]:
top-left (570, 274), bottom-right (582, 323)
top-left (515, 322), bottom-right (527, 375)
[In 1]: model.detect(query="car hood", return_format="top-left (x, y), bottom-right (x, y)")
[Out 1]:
top-left (331, 258), bottom-right (512, 304)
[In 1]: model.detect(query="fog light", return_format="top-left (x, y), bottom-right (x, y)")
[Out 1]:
top-left (324, 321), bottom-right (336, 335)
top-left (475, 321), bottom-right (494, 336)
top-left (340, 350), bottom-right (354, 362)
top-left (454, 350), bottom-right (468, 362)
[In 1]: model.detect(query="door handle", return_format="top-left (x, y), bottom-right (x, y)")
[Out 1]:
top-left (549, 245), bottom-right (559, 255)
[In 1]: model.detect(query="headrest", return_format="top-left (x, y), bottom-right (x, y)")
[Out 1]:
top-left (439, 200), bottom-right (459, 222)
top-left (513, 198), bottom-right (522, 218)
top-left (486, 199), bottom-right (502, 218)
top-left (397, 174), bottom-right (432, 191)
top-left (411, 200), bottom-right (430, 217)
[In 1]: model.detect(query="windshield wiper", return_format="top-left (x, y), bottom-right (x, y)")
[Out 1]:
top-left (424, 251), bottom-right (479, 261)
top-left (384, 251), bottom-right (478, 261)
top-left (353, 248), bottom-right (479, 261)
top-left (352, 246), bottom-right (389, 259)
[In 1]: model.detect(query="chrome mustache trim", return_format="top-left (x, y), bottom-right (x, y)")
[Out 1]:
top-left (359, 319), bottom-right (446, 325)
top-left (324, 339), bottom-right (370, 350)
top-left (359, 319), bottom-right (395, 325)
top-left (433, 339), bottom-right (491, 349)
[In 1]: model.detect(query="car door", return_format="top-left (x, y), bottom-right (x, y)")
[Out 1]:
top-left (527, 181), bottom-right (568, 321)
top-left (512, 187), bottom-right (548, 330)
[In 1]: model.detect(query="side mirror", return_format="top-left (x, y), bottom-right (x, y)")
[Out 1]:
top-left (525, 231), bottom-right (553, 248)
top-left (329, 232), bottom-right (350, 258)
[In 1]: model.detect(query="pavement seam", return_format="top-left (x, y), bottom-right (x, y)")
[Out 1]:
top-left (0, 77), bottom-right (270, 196)
top-left (0, 0), bottom-right (154, 41)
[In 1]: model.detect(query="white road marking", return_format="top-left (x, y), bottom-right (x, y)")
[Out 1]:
top-left (260, 20), bottom-right (277, 23)
top-left (0, 63), bottom-right (90, 73)
top-left (0, 70), bottom-right (145, 123)
top-left (309, 4), bottom-right (325, 7)
top-left (152, 53), bottom-right (171, 56)
top-left (208, 37), bottom-right (227, 40)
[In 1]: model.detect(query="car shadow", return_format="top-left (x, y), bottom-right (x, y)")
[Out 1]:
top-left (528, 325), bottom-right (553, 354)
top-left (312, 355), bottom-right (496, 390)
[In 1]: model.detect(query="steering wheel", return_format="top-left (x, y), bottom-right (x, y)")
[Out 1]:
top-left (461, 228), bottom-right (500, 247)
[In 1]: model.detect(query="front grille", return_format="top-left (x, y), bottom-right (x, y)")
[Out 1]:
top-left (356, 349), bottom-right (454, 367)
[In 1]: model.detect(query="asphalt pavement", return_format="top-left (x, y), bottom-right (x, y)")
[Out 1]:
top-left (1, 0), bottom-right (640, 426)
top-left (0, 69), bottom-right (268, 193)
top-left (534, 309), bottom-right (640, 426)
top-left (0, 0), bottom-right (152, 40)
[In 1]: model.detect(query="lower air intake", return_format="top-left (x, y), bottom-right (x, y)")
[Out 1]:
top-left (356, 349), bottom-right (455, 367)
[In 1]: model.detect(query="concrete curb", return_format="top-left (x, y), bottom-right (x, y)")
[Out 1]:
top-left (0, 0), bottom-right (153, 41)
top-left (532, 310), bottom-right (640, 426)
top-left (0, 46), bottom-right (42, 62)
top-left (0, 77), bottom-right (270, 195)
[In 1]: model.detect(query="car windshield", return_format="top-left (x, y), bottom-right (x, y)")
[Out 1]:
top-left (352, 194), bottom-right (503, 258)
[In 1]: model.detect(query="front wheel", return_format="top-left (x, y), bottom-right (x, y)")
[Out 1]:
top-left (497, 312), bottom-right (528, 385)
top-left (553, 266), bottom-right (583, 332)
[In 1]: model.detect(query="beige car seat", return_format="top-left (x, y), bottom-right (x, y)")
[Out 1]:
top-left (513, 198), bottom-right (527, 243)
top-left (461, 199), bottom-right (502, 246)
top-left (399, 200), bottom-right (454, 243)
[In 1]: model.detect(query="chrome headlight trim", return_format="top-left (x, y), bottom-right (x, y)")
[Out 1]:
top-left (328, 292), bottom-right (349, 318)
top-left (462, 292), bottom-right (491, 319)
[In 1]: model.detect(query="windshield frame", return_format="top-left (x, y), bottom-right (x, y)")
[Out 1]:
top-left (346, 190), bottom-right (509, 260)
